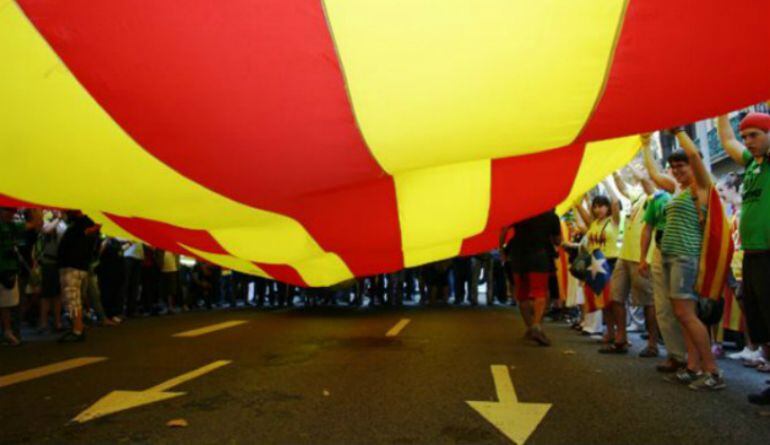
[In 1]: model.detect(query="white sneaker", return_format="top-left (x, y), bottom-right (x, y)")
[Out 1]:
top-left (727, 347), bottom-right (757, 361)
top-left (727, 347), bottom-right (751, 360)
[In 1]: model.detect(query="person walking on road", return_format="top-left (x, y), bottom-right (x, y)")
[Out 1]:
top-left (502, 210), bottom-right (562, 346)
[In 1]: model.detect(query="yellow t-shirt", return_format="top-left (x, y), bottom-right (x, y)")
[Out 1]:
top-left (619, 194), bottom-right (653, 263)
top-left (586, 217), bottom-right (620, 259)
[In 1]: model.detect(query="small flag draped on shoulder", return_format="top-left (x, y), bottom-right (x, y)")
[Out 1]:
top-left (695, 187), bottom-right (734, 300)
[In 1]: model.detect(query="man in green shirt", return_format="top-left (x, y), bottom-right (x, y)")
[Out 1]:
top-left (718, 112), bottom-right (770, 405)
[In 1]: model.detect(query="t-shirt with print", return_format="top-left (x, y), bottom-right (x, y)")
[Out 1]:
top-left (739, 150), bottom-right (770, 251)
top-left (619, 192), bottom-right (653, 263)
top-left (586, 217), bottom-right (620, 259)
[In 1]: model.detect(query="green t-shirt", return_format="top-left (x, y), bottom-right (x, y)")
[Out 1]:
top-left (643, 191), bottom-right (671, 232)
top-left (660, 189), bottom-right (703, 257)
top-left (740, 150), bottom-right (770, 250)
top-left (0, 221), bottom-right (25, 273)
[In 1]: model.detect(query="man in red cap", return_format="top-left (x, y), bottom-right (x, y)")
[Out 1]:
top-left (718, 112), bottom-right (770, 405)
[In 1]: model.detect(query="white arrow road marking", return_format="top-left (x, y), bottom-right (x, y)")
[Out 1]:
top-left (0, 357), bottom-right (107, 389)
top-left (466, 365), bottom-right (551, 445)
top-left (172, 320), bottom-right (248, 337)
top-left (385, 318), bottom-right (411, 337)
top-left (72, 360), bottom-right (232, 423)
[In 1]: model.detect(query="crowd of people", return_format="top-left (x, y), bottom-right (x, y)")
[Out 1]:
top-left (1, 111), bottom-right (767, 406)
top-left (0, 208), bottom-right (511, 345)
top-left (506, 112), bottom-right (769, 405)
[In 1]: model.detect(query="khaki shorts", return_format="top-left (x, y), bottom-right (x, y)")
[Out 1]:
top-left (610, 259), bottom-right (653, 306)
top-left (0, 277), bottom-right (19, 308)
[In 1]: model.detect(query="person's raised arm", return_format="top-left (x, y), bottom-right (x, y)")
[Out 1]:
top-left (41, 212), bottom-right (61, 235)
top-left (629, 164), bottom-right (656, 195)
top-left (716, 114), bottom-right (748, 166)
top-left (602, 179), bottom-right (622, 226)
top-left (612, 171), bottom-right (631, 200)
top-left (574, 197), bottom-right (592, 227)
top-left (674, 129), bottom-right (712, 191)
top-left (641, 134), bottom-right (676, 193)
top-left (498, 224), bottom-right (513, 262)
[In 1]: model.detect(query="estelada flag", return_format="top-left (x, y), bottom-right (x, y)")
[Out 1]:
top-left (555, 219), bottom-right (571, 302)
top-left (694, 187), bottom-right (734, 301)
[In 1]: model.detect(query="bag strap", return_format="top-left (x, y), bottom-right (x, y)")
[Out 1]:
top-left (599, 218), bottom-right (612, 238)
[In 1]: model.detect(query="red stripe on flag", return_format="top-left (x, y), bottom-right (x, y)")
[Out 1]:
top-left (459, 144), bottom-right (584, 255)
top-left (105, 214), bottom-right (309, 286)
top-left (0, 194), bottom-right (63, 210)
top-left (578, 2), bottom-right (770, 141)
top-left (106, 215), bottom-right (228, 256)
top-left (254, 263), bottom-right (308, 288)
top-left (18, 0), bottom-right (404, 277)
top-left (694, 188), bottom-right (733, 300)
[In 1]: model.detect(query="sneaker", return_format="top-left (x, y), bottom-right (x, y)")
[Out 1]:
top-left (728, 346), bottom-right (754, 361)
top-left (748, 387), bottom-right (770, 405)
top-left (689, 370), bottom-right (726, 391)
top-left (664, 368), bottom-right (702, 385)
top-left (711, 344), bottom-right (725, 359)
top-left (58, 330), bottom-right (85, 343)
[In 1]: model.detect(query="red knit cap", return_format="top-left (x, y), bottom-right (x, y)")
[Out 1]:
top-left (739, 112), bottom-right (770, 132)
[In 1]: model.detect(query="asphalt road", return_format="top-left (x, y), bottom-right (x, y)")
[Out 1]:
top-left (2, 305), bottom-right (769, 445)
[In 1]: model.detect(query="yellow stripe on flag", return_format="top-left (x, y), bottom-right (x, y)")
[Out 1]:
top-left (324, 0), bottom-right (627, 174)
top-left (556, 136), bottom-right (640, 215)
top-left (394, 160), bottom-right (491, 267)
top-left (0, 3), bottom-right (351, 287)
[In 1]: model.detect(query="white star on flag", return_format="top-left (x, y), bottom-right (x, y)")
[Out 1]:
top-left (588, 254), bottom-right (607, 279)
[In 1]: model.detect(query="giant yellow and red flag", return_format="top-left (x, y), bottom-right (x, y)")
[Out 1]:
top-left (2, 1), bottom-right (770, 286)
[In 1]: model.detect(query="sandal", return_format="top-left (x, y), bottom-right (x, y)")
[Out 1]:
top-left (757, 363), bottom-right (770, 373)
top-left (599, 343), bottom-right (628, 354)
top-left (2, 333), bottom-right (22, 347)
top-left (639, 347), bottom-right (660, 358)
top-left (744, 358), bottom-right (768, 368)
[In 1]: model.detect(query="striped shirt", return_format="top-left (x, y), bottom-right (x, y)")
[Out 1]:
top-left (660, 189), bottom-right (704, 257)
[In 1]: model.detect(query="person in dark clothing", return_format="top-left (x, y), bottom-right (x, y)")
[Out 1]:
top-left (501, 210), bottom-right (562, 346)
top-left (57, 211), bottom-right (99, 342)
top-left (190, 262), bottom-right (217, 309)
top-left (452, 256), bottom-right (476, 305)
top-left (97, 237), bottom-right (125, 321)
top-left (0, 207), bottom-right (42, 346)
top-left (139, 245), bottom-right (160, 315)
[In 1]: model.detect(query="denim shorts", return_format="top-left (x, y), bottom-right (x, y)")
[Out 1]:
top-left (661, 254), bottom-right (700, 301)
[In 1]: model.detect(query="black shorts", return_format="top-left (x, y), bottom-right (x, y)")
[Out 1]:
top-left (508, 249), bottom-right (553, 274)
top-left (742, 251), bottom-right (770, 344)
top-left (161, 272), bottom-right (179, 297)
top-left (40, 263), bottom-right (60, 299)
